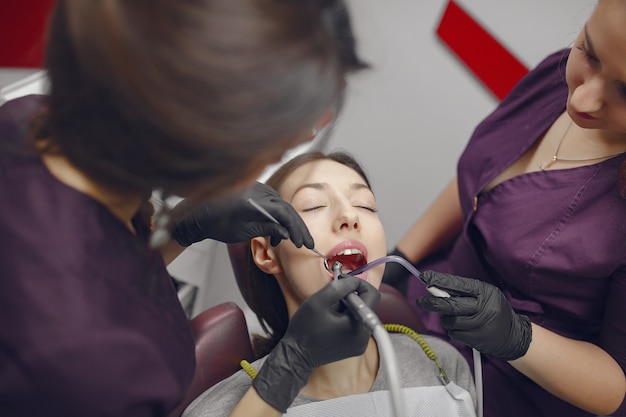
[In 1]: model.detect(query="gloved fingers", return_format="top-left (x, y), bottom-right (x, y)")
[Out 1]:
top-left (349, 278), bottom-right (381, 310)
top-left (250, 225), bottom-right (290, 247)
top-left (416, 294), bottom-right (480, 315)
top-left (244, 182), bottom-right (315, 249)
top-left (420, 270), bottom-right (482, 296)
top-left (445, 328), bottom-right (486, 347)
top-left (267, 204), bottom-right (314, 249)
top-left (320, 276), bottom-right (369, 303)
top-left (440, 312), bottom-right (488, 332)
top-left (296, 277), bottom-right (361, 316)
top-left (269, 234), bottom-right (286, 247)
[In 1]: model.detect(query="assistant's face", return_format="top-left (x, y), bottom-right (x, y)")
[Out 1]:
top-left (269, 159), bottom-right (386, 316)
top-left (565, 0), bottom-right (626, 135)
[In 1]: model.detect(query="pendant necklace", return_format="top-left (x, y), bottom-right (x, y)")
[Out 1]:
top-left (539, 120), bottom-right (626, 170)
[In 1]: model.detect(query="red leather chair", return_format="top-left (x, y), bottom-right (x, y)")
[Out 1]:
top-left (377, 281), bottom-right (426, 333)
top-left (226, 242), bottom-right (426, 333)
top-left (169, 302), bottom-right (255, 417)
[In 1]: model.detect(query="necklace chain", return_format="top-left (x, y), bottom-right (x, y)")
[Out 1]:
top-left (539, 120), bottom-right (626, 171)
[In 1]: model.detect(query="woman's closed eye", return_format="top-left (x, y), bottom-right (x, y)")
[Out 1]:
top-left (302, 205), bottom-right (326, 212)
top-left (355, 204), bottom-right (378, 213)
top-left (299, 203), bottom-right (376, 213)
top-left (577, 41), bottom-right (599, 67)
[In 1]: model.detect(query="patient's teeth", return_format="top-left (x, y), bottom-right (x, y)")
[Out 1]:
top-left (336, 248), bottom-right (363, 256)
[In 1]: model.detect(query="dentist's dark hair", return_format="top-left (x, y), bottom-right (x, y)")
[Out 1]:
top-left (235, 151), bottom-right (372, 357)
top-left (34, 0), bottom-right (367, 200)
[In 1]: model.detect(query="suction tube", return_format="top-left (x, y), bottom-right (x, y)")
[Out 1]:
top-left (349, 255), bottom-right (451, 297)
top-left (348, 255), bottom-right (484, 417)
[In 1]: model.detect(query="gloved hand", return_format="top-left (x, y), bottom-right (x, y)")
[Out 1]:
top-left (171, 182), bottom-right (314, 248)
top-left (416, 270), bottom-right (532, 361)
top-left (253, 276), bottom-right (380, 412)
top-left (381, 247), bottom-right (413, 296)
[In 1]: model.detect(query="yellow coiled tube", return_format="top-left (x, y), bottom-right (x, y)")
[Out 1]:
top-left (239, 324), bottom-right (449, 383)
top-left (383, 323), bottom-right (449, 383)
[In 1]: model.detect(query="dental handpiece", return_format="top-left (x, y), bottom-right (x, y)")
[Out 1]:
top-left (332, 261), bottom-right (381, 331)
top-left (247, 198), bottom-right (330, 270)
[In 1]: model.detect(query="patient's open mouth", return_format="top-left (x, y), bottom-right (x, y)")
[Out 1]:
top-left (326, 248), bottom-right (367, 273)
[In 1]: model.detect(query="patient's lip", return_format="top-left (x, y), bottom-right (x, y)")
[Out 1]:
top-left (576, 112), bottom-right (596, 120)
top-left (326, 240), bottom-right (368, 261)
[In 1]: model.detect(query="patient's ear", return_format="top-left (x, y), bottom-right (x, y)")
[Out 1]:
top-left (251, 237), bottom-right (283, 275)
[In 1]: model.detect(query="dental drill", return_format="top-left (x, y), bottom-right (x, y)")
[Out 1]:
top-left (332, 261), bottom-right (408, 417)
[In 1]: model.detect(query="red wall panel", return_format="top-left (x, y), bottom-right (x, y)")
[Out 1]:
top-left (0, 1), bottom-right (57, 68)
top-left (436, 0), bottom-right (529, 100)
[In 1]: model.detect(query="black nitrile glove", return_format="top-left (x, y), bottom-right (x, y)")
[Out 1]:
top-left (381, 247), bottom-right (413, 296)
top-left (253, 276), bottom-right (380, 412)
top-left (416, 270), bottom-right (532, 361)
top-left (171, 182), bottom-right (314, 248)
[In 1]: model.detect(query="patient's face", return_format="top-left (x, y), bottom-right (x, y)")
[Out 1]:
top-left (270, 159), bottom-right (386, 316)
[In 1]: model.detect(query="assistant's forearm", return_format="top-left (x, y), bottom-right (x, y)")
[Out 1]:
top-left (229, 387), bottom-right (282, 417)
top-left (511, 324), bottom-right (626, 415)
top-left (396, 178), bottom-right (463, 263)
top-left (160, 239), bottom-right (186, 265)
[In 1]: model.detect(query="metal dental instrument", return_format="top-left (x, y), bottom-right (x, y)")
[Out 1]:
top-left (247, 198), bottom-right (330, 270)
top-left (332, 260), bottom-right (343, 281)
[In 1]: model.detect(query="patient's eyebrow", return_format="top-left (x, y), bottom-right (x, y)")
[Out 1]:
top-left (289, 182), bottom-right (372, 201)
top-left (289, 183), bottom-right (328, 202)
top-left (351, 183), bottom-right (371, 192)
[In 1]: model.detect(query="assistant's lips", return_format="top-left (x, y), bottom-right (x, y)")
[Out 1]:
top-left (577, 112), bottom-right (596, 120)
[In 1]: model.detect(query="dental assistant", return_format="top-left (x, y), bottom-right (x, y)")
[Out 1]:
top-left (0, 0), bottom-right (374, 416)
top-left (384, 1), bottom-right (626, 416)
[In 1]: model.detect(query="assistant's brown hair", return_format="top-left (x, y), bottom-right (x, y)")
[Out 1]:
top-left (35, 0), bottom-right (367, 199)
top-left (234, 150), bottom-right (372, 357)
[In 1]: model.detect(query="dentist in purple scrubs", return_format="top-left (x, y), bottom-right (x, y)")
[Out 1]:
top-left (0, 1), bottom-right (379, 416)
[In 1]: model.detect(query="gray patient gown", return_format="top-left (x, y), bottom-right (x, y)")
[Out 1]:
top-left (183, 333), bottom-right (477, 417)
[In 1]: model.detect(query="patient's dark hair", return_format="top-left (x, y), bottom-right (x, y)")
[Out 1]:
top-left (35, 0), bottom-right (367, 199)
top-left (236, 150), bottom-right (372, 357)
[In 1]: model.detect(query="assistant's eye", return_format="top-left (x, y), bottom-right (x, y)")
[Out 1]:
top-left (617, 83), bottom-right (626, 101)
top-left (577, 42), bottom-right (599, 66)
